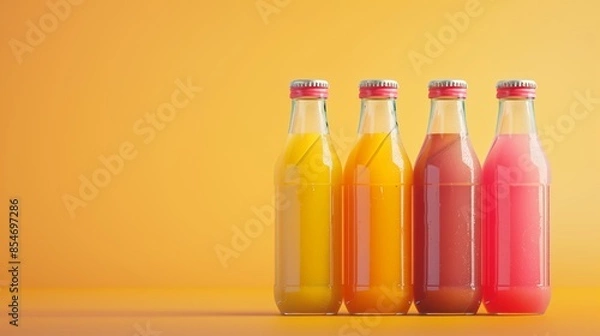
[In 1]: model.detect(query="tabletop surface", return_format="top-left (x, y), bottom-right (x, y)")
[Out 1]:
top-left (1, 287), bottom-right (598, 336)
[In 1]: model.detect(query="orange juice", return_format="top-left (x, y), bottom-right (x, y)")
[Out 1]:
top-left (344, 80), bottom-right (412, 314)
top-left (274, 80), bottom-right (342, 315)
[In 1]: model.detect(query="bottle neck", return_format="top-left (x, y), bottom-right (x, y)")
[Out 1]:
top-left (496, 98), bottom-right (537, 135)
top-left (358, 98), bottom-right (398, 134)
top-left (426, 98), bottom-right (468, 135)
top-left (288, 98), bottom-right (329, 134)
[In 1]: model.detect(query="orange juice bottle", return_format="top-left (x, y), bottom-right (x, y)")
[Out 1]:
top-left (274, 79), bottom-right (342, 315)
top-left (344, 79), bottom-right (412, 314)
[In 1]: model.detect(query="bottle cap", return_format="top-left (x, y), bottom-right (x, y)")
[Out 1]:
top-left (428, 79), bottom-right (467, 99)
top-left (289, 79), bottom-right (329, 99)
top-left (496, 79), bottom-right (537, 99)
top-left (359, 79), bottom-right (399, 98)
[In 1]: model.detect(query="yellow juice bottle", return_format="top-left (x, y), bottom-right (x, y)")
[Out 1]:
top-left (344, 80), bottom-right (412, 314)
top-left (274, 79), bottom-right (342, 315)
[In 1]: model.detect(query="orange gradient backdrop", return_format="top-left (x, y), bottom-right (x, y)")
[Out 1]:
top-left (0, 0), bottom-right (598, 291)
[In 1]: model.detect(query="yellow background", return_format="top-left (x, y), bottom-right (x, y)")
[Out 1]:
top-left (0, 0), bottom-right (599, 334)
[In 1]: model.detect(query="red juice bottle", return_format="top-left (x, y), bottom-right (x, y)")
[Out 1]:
top-left (482, 80), bottom-right (551, 314)
top-left (413, 79), bottom-right (482, 314)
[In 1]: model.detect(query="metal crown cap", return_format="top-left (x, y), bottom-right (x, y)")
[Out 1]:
top-left (496, 79), bottom-right (537, 89)
top-left (290, 79), bottom-right (329, 89)
top-left (496, 79), bottom-right (537, 99)
top-left (428, 79), bottom-right (467, 98)
top-left (289, 79), bottom-right (329, 99)
top-left (428, 79), bottom-right (468, 89)
top-left (359, 79), bottom-right (399, 98)
top-left (359, 79), bottom-right (399, 89)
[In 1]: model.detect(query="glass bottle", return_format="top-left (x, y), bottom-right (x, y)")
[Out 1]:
top-left (344, 79), bottom-right (413, 314)
top-left (274, 79), bottom-right (342, 315)
top-left (413, 79), bottom-right (482, 314)
top-left (482, 79), bottom-right (551, 314)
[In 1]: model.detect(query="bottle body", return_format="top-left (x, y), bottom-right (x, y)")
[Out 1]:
top-left (343, 85), bottom-right (412, 314)
top-left (413, 81), bottom-right (482, 314)
top-left (274, 81), bottom-right (342, 315)
top-left (274, 134), bottom-right (342, 314)
top-left (481, 135), bottom-right (550, 314)
top-left (413, 134), bottom-right (482, 314)
top-left (482, 82), bottom-right (550, 314)
top-left (344, 134), bottom-right (412, 314)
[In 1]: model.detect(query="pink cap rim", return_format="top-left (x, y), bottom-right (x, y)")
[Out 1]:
top-left (289, 79), bottom-right (329, 99)
top-left (359, 87), bottom-right (398, 99)
top-left (428, 79), bottom-right (467, 99)
top-left (359, 79), bottom-right (399, 99)
top-left (496, 87), bottom-right (536, 99)
top-left (290, 87), bottom-right (328, 99)
top-left (496, 79), bottom-right (537, 99)
top-left (428, 87), bottom-right (467, 99)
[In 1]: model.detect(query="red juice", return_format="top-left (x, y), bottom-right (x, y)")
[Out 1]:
top-left (413, 80), bottom-right (481, 314)
top-left (413, 134), bottom-right (482, 314)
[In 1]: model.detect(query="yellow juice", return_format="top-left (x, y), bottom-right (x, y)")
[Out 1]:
top-left (274, 132), bottom-right (342, 315)
top-left (344, 132), bottom-right (412, 314)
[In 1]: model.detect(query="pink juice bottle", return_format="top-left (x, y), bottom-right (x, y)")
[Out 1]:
top-left (482, 80), bottom-right (551, 314)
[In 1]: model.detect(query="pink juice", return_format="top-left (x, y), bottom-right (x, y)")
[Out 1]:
top-left (482, 134), bottom-right (550, 313)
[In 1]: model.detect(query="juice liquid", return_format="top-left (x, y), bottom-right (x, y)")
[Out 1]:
top-left (482, 134), bottom-right (550, 314)
top-left (274, 133), bottom-right (342, 314)
top-left (413, 133), bottom-right (481, 314)
top-left (344, 133), bottom-right (412, 314)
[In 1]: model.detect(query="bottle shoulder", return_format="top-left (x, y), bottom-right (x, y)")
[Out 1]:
top-left (346, 135), bottom-right (411, 168)
top-left (413, 134), bottom-right (481, 183)
top-left (483, 135), bottom-right (551, 184)
top-left (344, 134), bottom-right (412, 185)
top-left (274, 133), bottom-right (342, 184)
